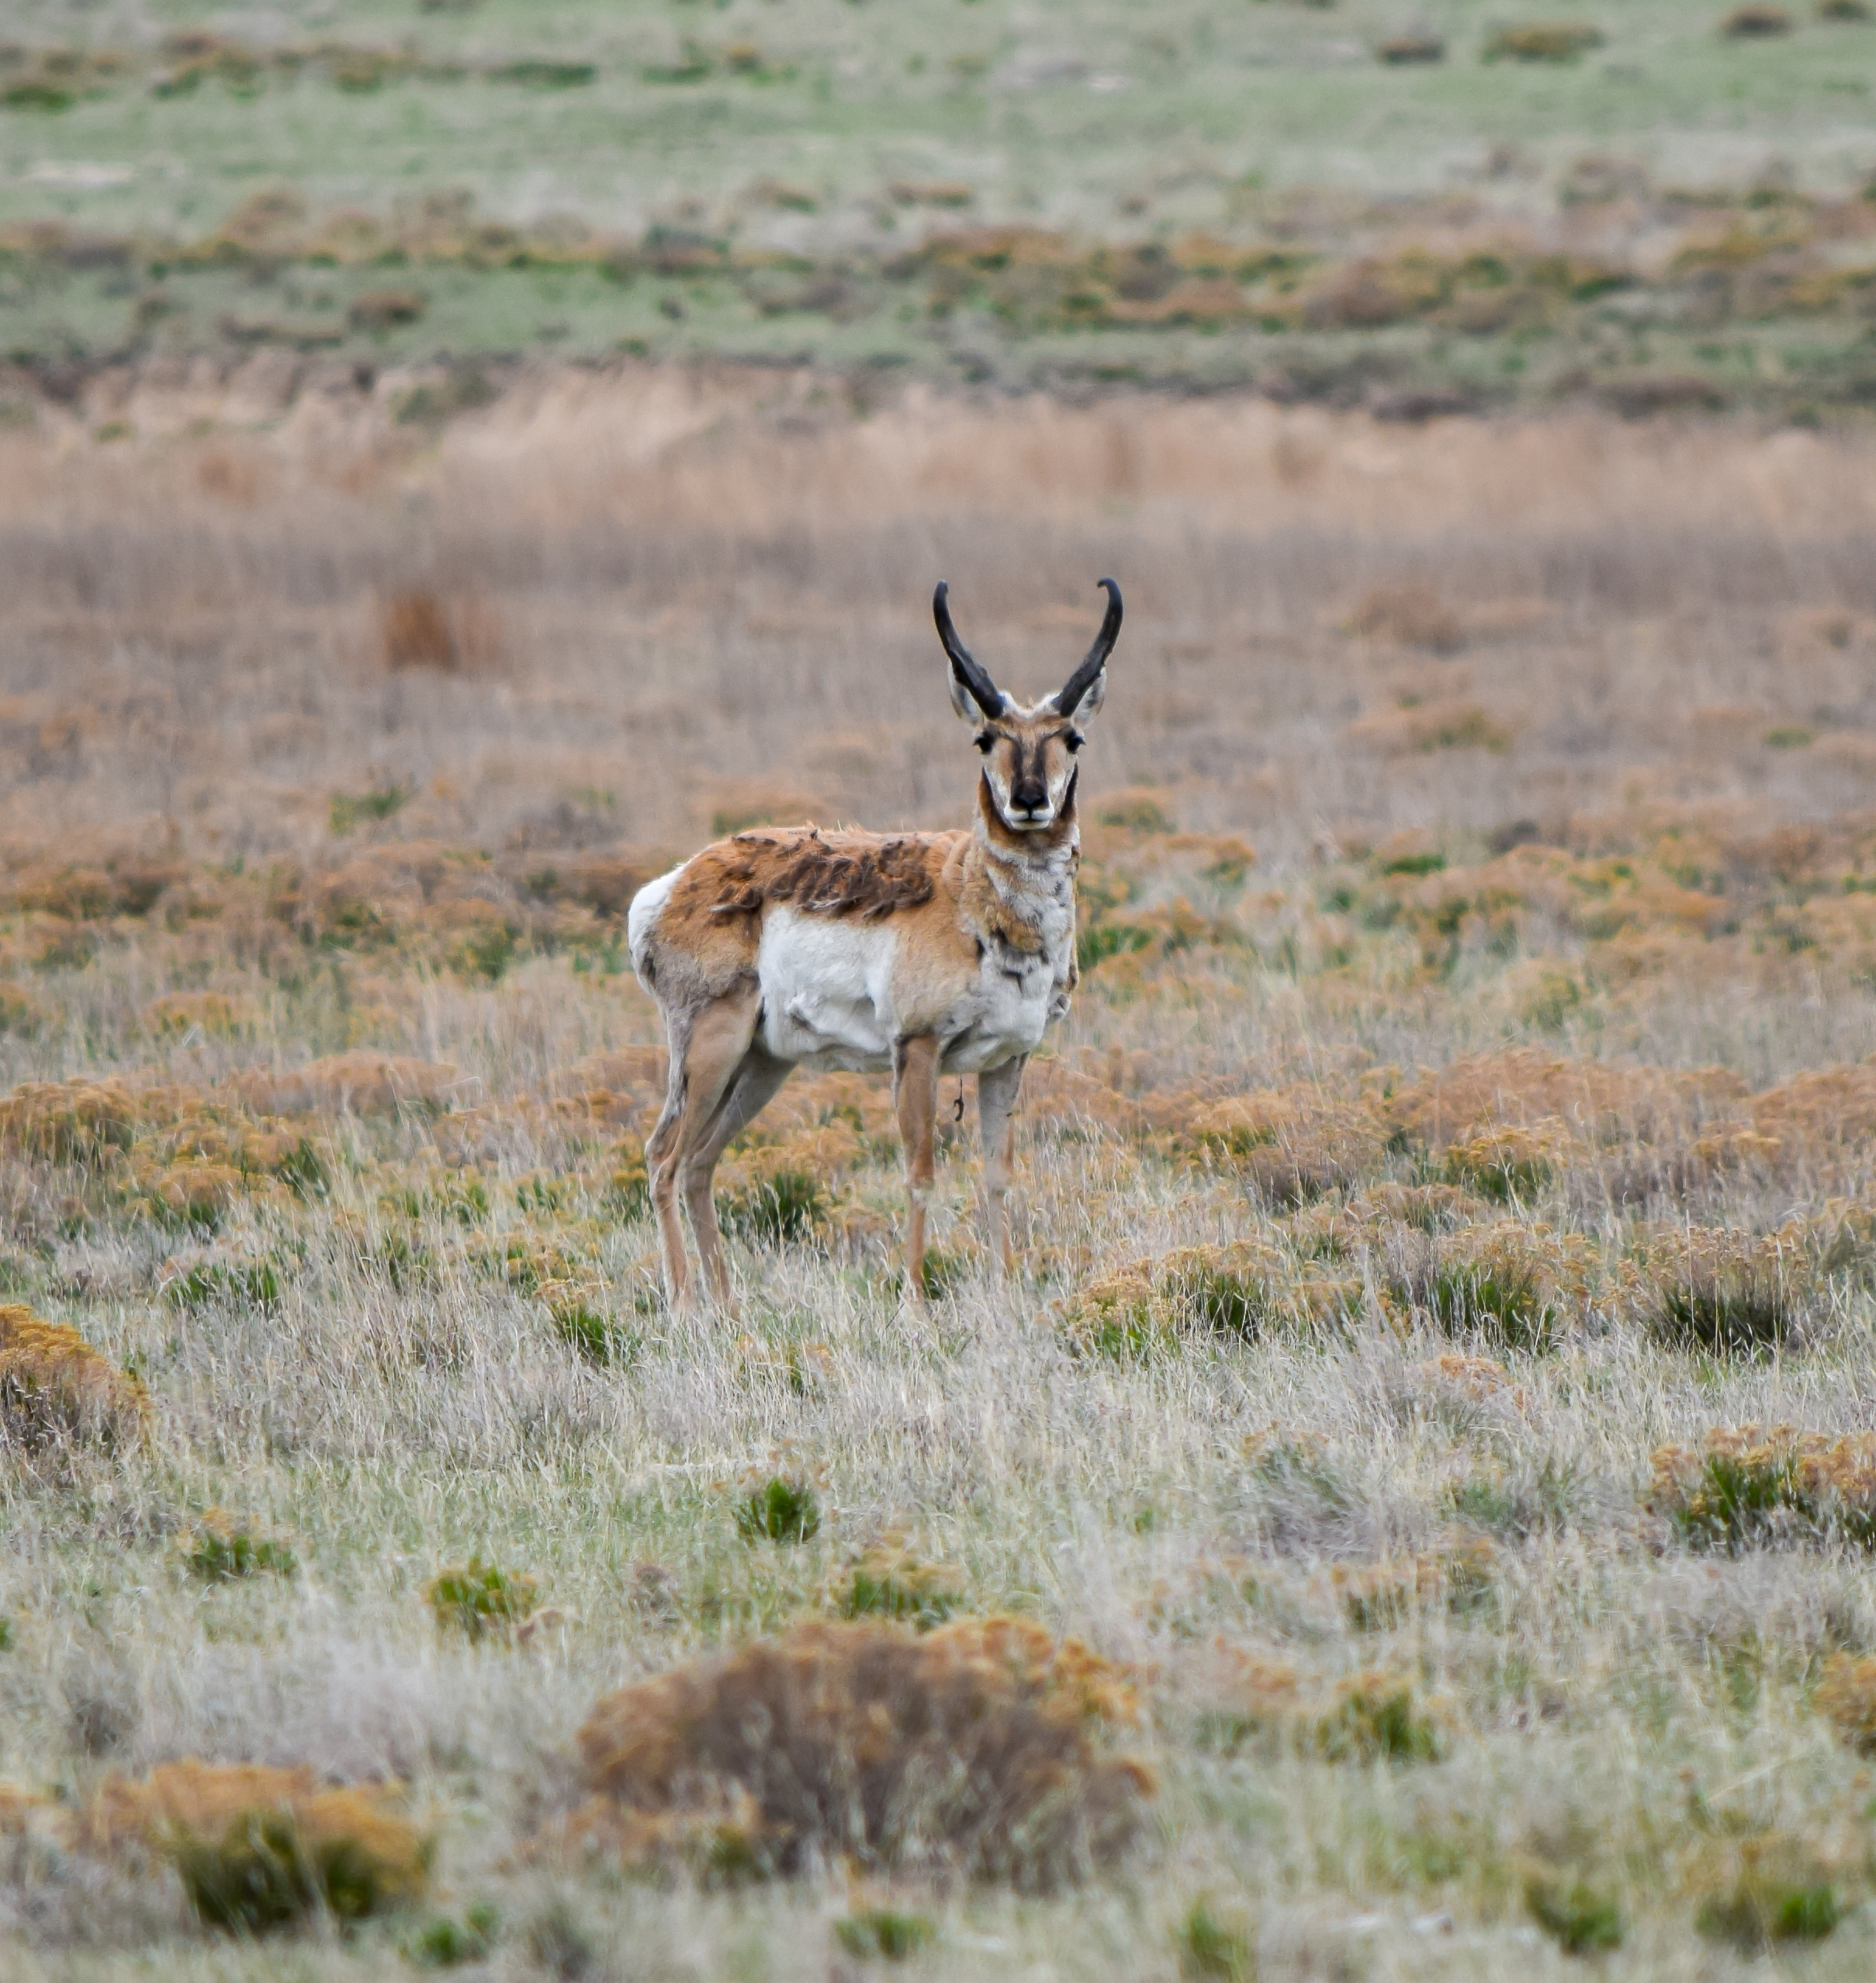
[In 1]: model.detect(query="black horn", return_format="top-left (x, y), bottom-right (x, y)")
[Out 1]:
top-left (1050, 576), bottom-right (1122, 718)
top-left (933, 581), bottom-right (1006, 718)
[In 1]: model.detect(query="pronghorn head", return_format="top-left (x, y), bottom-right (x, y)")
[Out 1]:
top-left (933, 577), bottom-right (1122, 837)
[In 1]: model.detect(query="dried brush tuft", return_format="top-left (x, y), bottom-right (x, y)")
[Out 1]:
top-left (1625, 1224), bottom-right (1815, 1352)
top-left (1182, 1088), bottom-right (1386, 1205)
top-left (1060, 1241), bottom-right (1358, 1355)
top-left (0, 1305), bottom-right (148, 1449)
top-left (381, 589), bottom-right (458, 672)
top-left (1815, 1652), bottom-right (1876, 1753)
top-left (1649, 1425), bottom-right (1876, 1549)
top-left (83, 1761), bottom-right (429, 1933)
top-left (561, 1617), bottom-right (1153, 1887)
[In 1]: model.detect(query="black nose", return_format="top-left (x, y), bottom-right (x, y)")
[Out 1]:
top-left (1012, 780), bottom-right (1047, 812)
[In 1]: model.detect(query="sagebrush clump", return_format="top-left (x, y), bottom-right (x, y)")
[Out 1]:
top-left (1386, 1220), bottom-right (1588, 1351)
top-left (424, 1558), bottom-right (539, 1638)
top-left (0, 1304), bottom-right (148, 1448)
top-left (560, 1618), bottom-right (1154, 1886)
top-left (83, 1763), bottom-right (429, 1932)
top-left (1649, 1426), bottom-right (1876, 1549)
top-left (181, 1508), bottom-right (298, 1582)
top-left (1629, 1225), bottom-right (1815, 1351)
top-left (838, 1537), bottom-right (960, 1629)
top-left (1183, 1088), bottom-right (1385, 1203)
top-left (1061, 1241), bottom-right (1355, 1354)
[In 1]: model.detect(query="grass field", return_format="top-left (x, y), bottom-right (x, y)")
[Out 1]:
top-left (9, 2), bottom-right (1876, 1977)
top-left (6, 379), bottom-right (1876, 1976)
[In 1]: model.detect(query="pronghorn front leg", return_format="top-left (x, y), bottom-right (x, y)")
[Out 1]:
top-left (892, 1033), bottom-right (941, 1304)
top-left (977, 1054), bottom-right (1026, 1281)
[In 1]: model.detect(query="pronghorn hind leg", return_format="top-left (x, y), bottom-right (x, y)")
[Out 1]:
top-left (683, 1047), bottom-right (792, 1316)
top-left (645, 985), bottom-right (762, 1312)
top-left (977, 1053), bottom-right (1026, 1282)
top-left (892, 1033), bottom-right (941, 1305)
top-left (644, 1019), bottom-right (696, 1310)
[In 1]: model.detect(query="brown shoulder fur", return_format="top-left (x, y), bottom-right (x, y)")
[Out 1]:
top-left (697, 827), bottom-right (956, 922)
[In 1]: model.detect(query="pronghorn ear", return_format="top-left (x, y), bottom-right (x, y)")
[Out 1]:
top-left (1050, 576), bottom-right (1121, 726)
top-left (1054, 664), bottom-right (1106, 725)
top-left (933, 580), bottom-right (1006, 722)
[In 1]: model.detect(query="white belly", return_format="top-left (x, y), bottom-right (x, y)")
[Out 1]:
top-left (755, 908), bottom-right (1066, 1075)
top-left (757, 908), bottom-right (898, 1071)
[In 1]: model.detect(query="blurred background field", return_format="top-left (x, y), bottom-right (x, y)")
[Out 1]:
top-left (4, 0), bottom-right (1876, 406)
top-left (9, 4), bottom-right (1876, 1981)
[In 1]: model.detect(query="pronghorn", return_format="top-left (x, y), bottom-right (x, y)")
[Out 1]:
top-left (627, 577), bottom-right (1123, 1312)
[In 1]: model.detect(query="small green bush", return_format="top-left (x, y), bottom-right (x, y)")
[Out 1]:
top-left (1441, 1125), bottom-right (1555, 1203)
top-left (1176, 1897), bottom-right (1255, 1980)
top-left (1632, 1227), bottom-right (1802, 1354)
top-left (1649, 1428), bottom-right (1876, 1550)
top-left (404, 1902), bottom-right (500, 1967)
top-left (275, 1138), bottom-right (330, 1200)
top-left (523, 1898), bottom-right (597, 1978)
top-left (1526, 1876), bottom-right (1624, 1954)
top-left (549, 1300), bottom-right (636, 1367)
top-left (1697, 1875), bottom-right (1836, 1949)
top-left (736, 1476), bottom-right (821, 1545)
top-left (175, 1808), bottom-right (421, 1932)
top-left (1427, 1258), bottom-right (1556, 1351)
top-left (916, 1241), bottom-right (969, 1301)
top-left (833, 1910), bottom-right (936, 1961)
top-left (723, 1167), bottom-right (826, 1244)
top-left (1077, 921), bottom-right (1154, 973)
top-left (490, 61), bottom-right (596, 87)
top-left (1314, 1676), bottom-right (1442, 1763)
top-left (164, 1259), bottom-right (282, 1313)
top-left (1097, 792), bottom-right (1174, 833)
top-left (2, 80), bottom-right (76, 110)
top-left (424, 1557), bottom-right (538, 1638)
top-left (329, 786), bottom-right (408, 836)
top-left (183, 1512), bottom-right (298, 1583)
top-left (1379, 850), bottom-right (1445, 877)
top-left (1721, 2), bottom-right (1793, 31)
top-left (840, 1541), bottom-right (958, 1628)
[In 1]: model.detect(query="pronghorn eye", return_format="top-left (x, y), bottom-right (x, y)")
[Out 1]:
top-left (1064, 732), bottom-right (1083, 753)
top-left (974, 732), bottom-right (995, 753)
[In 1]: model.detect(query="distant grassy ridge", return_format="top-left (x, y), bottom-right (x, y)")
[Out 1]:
top-left (4, 0), bottom-right (1874, 410)
top-left (5, 175), bottom-right (1876, 417)
top-left (2, 0), bottom-right (1870, 251)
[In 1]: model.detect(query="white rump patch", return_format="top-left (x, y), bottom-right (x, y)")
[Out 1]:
top-left (626, 862), bottom-right (686, 990)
